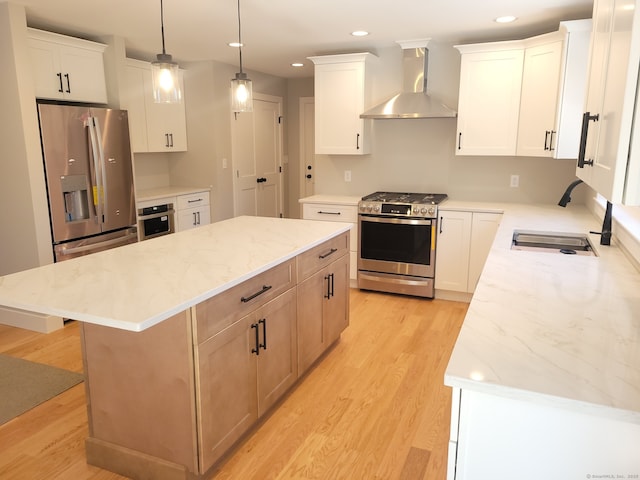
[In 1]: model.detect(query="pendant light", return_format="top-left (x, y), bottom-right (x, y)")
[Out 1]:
top-left (230, 0), bottom-right (253, 112)
top-left (151, 0), bottom-right (181, 103)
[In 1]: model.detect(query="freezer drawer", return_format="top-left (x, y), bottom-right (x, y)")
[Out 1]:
top-left (54, 227), bottom-right (138, 262)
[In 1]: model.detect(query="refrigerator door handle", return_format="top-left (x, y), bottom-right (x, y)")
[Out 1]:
top-left (92, 116), bottom-right (108, 222)
top-left (87, 117), bottom-right (106, 225)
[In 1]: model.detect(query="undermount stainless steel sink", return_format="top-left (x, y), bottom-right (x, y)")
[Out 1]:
top-left (511, 230), bottom-right (597, 256)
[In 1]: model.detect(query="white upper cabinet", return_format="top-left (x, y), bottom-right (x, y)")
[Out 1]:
top-left (309, 53), bottom-right (376, 155)
top-left (121, 59), bottom-right (187, 153)
top-left (577, 0), bottom-right (640, 205)
top-left (27, 28), bottom-right (108, 104)
top-left (455, 44), bottom-right (524, 156)
top-left (518, 21), bottom-right (592, 158)
top-left (456, 20), bottom-right (591, 159)
top-left (516, 38), bottom-right (564, 157)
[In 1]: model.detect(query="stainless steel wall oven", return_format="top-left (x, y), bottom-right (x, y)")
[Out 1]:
top-left (358, 192), bottom-right (447, 298)
top-left (138, 203), bottom-right (175, 240)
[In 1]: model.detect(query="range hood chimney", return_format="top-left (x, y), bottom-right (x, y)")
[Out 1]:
top-left (360, 39), bottom-right (457, 119)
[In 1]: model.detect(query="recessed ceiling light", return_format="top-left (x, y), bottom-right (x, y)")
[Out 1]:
top-left (291, 62), bottom-right (304, 68)
top-left (351, 31), bottom-right (369, 37)
top-left (495, 15), bottom-right (517, 23)
top-left (228, 42), bottom-right (242, 48)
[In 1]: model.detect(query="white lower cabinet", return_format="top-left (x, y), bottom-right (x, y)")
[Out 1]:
top-left (435, 210), bottom-right (502, 294)
top-left (176, 191), bottom-right (210, 232)
top-left (300, 197), bottom-right (359, 282)
top-left (448, 389), bottom-right (640, 480)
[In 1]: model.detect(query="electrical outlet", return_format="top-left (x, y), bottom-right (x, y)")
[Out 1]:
top-left (510, 174), bottom-right (519, 188)
top-left (344, 170), bottom-right (352, 182)
top-left (222, 158), bottom-right (228, 169)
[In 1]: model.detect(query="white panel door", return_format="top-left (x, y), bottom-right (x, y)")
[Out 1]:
top-left (233, 94), bottom-right (283, 218)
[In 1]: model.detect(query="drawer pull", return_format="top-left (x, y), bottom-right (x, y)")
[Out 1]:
top-left (319, 248), bottom-right (338, 259)
top-left (317, 211), bottom-right (340, 215)
top-left (241, 284), bottom-right (272, 303)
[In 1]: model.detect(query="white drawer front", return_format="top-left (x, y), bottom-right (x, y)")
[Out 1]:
top-left (302, 203), bottom-right (357, 223)
top-left (177, 191), bottom-right (210, 210)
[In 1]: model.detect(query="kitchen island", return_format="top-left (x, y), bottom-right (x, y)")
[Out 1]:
top-left (441, 202), bottom-right (640, 480)
top-left (0, 216), bottom-right (352, 479)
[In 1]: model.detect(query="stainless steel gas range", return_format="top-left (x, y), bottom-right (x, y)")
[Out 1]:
top-left (357, 191), bottom-right (448, 298)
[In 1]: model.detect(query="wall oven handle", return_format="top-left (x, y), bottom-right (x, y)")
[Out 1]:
top-left (241, 284), bottom-right (272, 303)
top-left (319, 248), bottom-right (338, 259)
top-left (360, 215), bottom-right (433, 227)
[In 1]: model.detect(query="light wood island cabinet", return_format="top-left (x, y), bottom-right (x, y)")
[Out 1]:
top-left (80, 231), bottom-right (350, 479)
top-left (297, 233), bottom-right (350, 374)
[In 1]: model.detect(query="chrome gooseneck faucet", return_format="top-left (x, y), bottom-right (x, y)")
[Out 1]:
top-left (558, 179), bottom-right (612, 246)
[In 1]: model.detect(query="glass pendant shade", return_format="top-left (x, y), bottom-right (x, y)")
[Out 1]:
top-left (231, 71), bottom-right (253, 112)
top-left (151, 53), bottom-right (181, 103)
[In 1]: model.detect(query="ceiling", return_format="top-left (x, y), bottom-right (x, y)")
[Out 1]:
top-left (11, 0), bottom-right (594, 79)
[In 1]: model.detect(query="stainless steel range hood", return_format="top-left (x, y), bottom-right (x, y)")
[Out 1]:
top-left (360, 40), bottom-right (457, 119)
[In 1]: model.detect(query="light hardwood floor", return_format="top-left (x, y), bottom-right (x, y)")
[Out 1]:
top-left (0, 289), bottom-right (467, 479)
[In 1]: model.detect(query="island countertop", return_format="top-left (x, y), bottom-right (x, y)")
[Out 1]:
top-left (0, 216), bottom-right (350, 332)
top-left (442, 202), bottom-right (640, 423)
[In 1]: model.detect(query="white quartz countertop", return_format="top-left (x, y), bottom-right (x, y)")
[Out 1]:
top-left (0, 216), bottom-right (350, 332)
top-left (298, 194), bottom-right (362, 206)
top-left (137, 186), bottom-right (211, 202)
top-left (443, 202), bottom-right (640, 423)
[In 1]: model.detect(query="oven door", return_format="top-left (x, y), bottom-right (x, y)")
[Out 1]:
top-left (358, 215), bottom-right (435, 278)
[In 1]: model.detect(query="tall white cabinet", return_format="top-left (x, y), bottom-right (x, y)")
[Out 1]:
top-left (576, 0), bottom-right (640, 205)
top-left (308, 53), bottom-right (376, 155)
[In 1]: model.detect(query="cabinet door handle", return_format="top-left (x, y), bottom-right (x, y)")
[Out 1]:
top-left (319, 247), bottom-right (338, 259)
top-left (165, 133), bottom-right (170, 148)
top-left (192, 212), bottom-right (197, 226)
top-left (196, 211), bottom-right (200, 225)
top-left (169, 133), bottom-right (174, 147)
top-left (544, 130), bottom-right (550, 151)
top-left (324, 275), bottom-right (331, 299)
top-left (57, 72), bottom-right (63, 93)
top-left (439, 216), bottom-right (443, 234)
top-left (259, 318), bottom-right (267, 351)
top-left (577, 112), bottom-right (599, 168)
top-left (356, 133), bottom-right (360, 150)
top-left (241, 284), bottom-right (272, 303)
top-left (549, 130), bottom-right (556, 151)
top-left (64, 73), bottom-right (71, 93)
top-left (458, 132), bottom-right (462, 150)
top-left (330, 273), bottom-right (335, 298)
top-left (251, 323), bottom-right (260, 355)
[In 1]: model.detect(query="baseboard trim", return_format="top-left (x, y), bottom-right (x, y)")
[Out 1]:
top-left (0, 306), bottom-right (63, 333)
top-left (85, 437), bottom-right (192, 480)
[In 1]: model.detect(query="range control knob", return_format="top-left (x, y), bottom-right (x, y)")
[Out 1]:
top-left (420, 207), bottom-right (427, 214)
top-left (428, 207), bottom-right (436, 215)
top-left (359, 204), bottom-right (366, 212)
top-left (366, 205), bottom-right (373, 212)
top-left (413, 207), bottom-right (419, 214)
top-left (373, 205), bottom-right (380, 212)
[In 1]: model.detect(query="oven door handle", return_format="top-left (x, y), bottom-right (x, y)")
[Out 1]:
top-left (359, 215), bottom-right (433, 226)
top-left (139, 209), bottom-right (175, 221)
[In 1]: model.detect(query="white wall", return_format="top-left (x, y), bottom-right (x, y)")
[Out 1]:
top-left (313, 42), bottom-right (585, 205)
top-left (0, 3), bottom-right (54, 275)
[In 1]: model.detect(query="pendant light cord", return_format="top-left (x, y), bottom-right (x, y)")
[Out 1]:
top-left (237, 0), bottom-right (244, 73)
top-left (160, 0), bottom-right (167, 55)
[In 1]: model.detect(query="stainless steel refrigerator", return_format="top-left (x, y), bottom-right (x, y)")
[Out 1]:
top-left (38, 103), bottom-right (138, 262)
